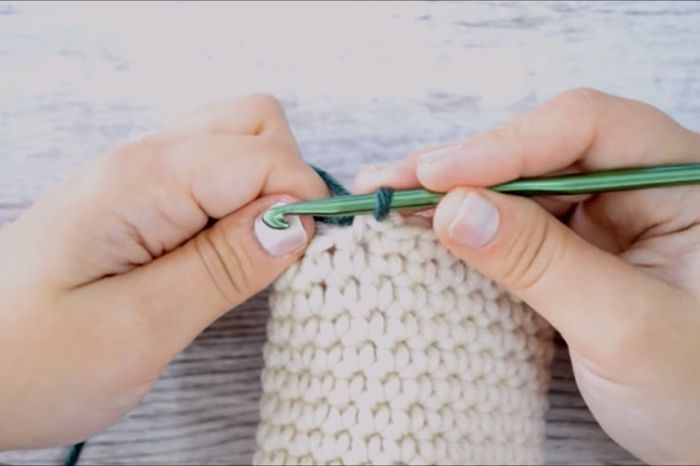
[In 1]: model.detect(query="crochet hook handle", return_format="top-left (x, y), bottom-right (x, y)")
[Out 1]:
top-left (262, 163), bottom-right (700, 229)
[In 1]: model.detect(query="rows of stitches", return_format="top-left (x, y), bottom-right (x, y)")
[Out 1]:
top-left (255, 215), bottom-right (554, 465)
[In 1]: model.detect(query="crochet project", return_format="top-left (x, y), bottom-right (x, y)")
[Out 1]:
top-left (254, 214), bottom-right (554, 465)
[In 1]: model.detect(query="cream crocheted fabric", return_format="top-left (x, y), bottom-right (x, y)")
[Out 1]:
top-left (255, 215), bottom-right (554, 465)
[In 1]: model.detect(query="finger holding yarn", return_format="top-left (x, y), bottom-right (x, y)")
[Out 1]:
top-left (255, 214), bottom-right (554, 465)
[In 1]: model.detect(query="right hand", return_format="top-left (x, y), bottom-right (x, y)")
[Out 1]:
top-left (354, 88), bottom-right (700, 464)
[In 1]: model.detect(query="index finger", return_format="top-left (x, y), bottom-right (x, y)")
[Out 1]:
top-left (355, 88), bottom-right (699, 194)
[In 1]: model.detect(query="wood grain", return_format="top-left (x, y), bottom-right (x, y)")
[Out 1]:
top-left (2, 1), bottom-right (699, 464)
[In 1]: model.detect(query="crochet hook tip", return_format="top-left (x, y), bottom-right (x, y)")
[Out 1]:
top-left (261, 206), bottom-right (290, 230)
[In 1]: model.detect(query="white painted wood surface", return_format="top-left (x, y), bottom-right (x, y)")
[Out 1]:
top-left (1, 1), bottom-right (699, 464)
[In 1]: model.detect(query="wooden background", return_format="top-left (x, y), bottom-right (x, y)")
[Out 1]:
top-left (1, 1), bottom-right (699, 464)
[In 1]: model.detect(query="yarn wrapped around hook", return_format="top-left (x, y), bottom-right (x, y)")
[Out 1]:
top-left (311, 166), bottom-right (394, 226)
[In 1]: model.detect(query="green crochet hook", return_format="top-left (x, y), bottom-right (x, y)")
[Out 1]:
top-left (262, 163), bottom-right (700, 229)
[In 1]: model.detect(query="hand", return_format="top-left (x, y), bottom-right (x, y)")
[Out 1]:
top-left (354, 88), bottom-right (700, 464)
top-left (0, 94), bottom-right (328, 449)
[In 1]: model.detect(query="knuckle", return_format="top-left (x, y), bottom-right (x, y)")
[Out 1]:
top-left (489, 114), bottom-right (529, 142)
top-left (256, 134), bottom-right (301, 161)
top-left (185, 131), bottom-right (227, 153)
top-left (243, 93), bottom-right (284, 115)
top-left (502, 215), bottom-right (558, 293)
top-left (104, 140), bottom-right (143, 167)
top-left (484, 117), bottom-right (529, 173)
top-left (193, 226), bottom-right (256, 305)
top-left (260, 127), bottom-right (300, 160)
top-left (103, 139), bottom-right (164, 182)
top-left (555, 87), bottom-right (605, 112)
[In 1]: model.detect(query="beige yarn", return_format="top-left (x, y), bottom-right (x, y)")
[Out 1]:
top-left (255, 215), bottom-right (554, 465)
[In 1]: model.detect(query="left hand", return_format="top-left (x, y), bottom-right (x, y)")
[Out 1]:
top-left (0, 94), bottom-right (328, 449)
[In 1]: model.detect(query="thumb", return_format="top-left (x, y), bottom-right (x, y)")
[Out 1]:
top-left (432, 188), bottom-right (683, 367)
top-left (105, 194), bottom-right (314, 359)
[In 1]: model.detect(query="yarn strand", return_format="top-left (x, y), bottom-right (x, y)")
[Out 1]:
top-left (312, 165), bottom-right (395, 225)
top-left (61, 442), bottom-right (85, 466)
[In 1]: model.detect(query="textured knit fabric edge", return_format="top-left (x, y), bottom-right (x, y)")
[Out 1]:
top-left (255, 215), bottom-right (555, 465)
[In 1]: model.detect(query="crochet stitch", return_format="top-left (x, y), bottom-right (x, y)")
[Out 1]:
top-left (255, 214), bottom-right (554, 465)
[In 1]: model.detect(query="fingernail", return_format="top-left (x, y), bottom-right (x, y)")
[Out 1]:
top-left (417, 144), bottom-right (461, 164)
top-left (254, 203), bottom-right (308, 257)
top-left (414, 208), bottom-right (435, 219)
top-left (448, 192), bottom-right (500, 248)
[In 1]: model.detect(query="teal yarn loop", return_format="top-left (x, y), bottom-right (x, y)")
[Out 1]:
top-left (372, 187), bottom-right (394, 221)
top-left (310, 166), bottom-right (354, 226)
top-left (311, 166), bottom-right (394, 225)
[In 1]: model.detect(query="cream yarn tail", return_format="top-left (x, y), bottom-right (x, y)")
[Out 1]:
top-left (254, 215), bottom-right (554, 465)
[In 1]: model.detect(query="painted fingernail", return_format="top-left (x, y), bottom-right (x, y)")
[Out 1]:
top-left (448, 192), bottom-right (500, 248)
top-left (417, 144), bottom-right (461, 164)
top-left (254, 203), bottom-right (308, 257)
